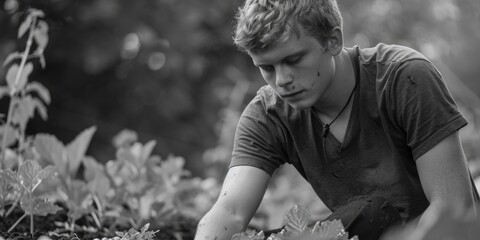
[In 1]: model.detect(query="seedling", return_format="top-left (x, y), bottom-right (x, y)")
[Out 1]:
top-left (232, 205), bottom-right (358, 240)
top-left (3, 159), bottom-right (60, 235)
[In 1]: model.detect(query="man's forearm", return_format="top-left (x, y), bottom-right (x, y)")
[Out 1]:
top-left (195, 206), bottom-right (246, 240)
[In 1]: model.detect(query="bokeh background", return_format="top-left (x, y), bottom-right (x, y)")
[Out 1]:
top-left (1, 0), bottom-right (480, 229)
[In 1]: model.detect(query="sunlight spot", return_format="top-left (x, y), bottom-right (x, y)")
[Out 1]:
top-left (148, 52), bottom-right (166, 71)
top-left (121, 33), bottom-right (140, 60)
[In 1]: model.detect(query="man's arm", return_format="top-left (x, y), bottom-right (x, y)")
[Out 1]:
top-left (195, 165), bottom-right (270, 240)
top-left (416, 131), bottom-right (477, 227)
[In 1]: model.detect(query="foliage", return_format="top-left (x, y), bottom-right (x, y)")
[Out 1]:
top-left (232, 205), bottom-right (358, 240)
top-left (2, 159), bottom-right (60, 235)
top-left (381, 204), bottom-right (480, 240)
top-left (0, 8), bottom-right (50, 169)
top-left (112, 223), bottom-right (159, 240)
top-left (0, 7), bottom-right (220, 240)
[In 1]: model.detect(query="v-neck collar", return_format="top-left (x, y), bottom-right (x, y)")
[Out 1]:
top-left (315, 48), bottom-right (360, 151)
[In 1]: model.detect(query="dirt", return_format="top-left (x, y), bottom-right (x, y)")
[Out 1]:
top-left (0, 203), bottom-right (198, 240)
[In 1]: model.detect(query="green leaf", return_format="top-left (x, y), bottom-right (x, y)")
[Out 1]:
top-left (11, 96), bottom-right (35, 132)
top-left (66, 126), bottom-right (96, 176)
top-left (28, 9), bottom-right (45, 18)
top-left (34, 134), bottom-right (67, 176)
top-left (39, 53), bottom-right (46, 69)
top-left (0, 124), bottom-right (17, 149)
top-left (33, 28), bottom-right (48, 52)
top-left (21, 197), bottom-right (61, 216)
top-left (26, 81), bottom-right (51, 104)
top-left (0, 86), bottom-right (10, 100)
top-left (159, 155), bottom-right (189, 181)
top-left (232, 230), bottom-right (265, 240)
top-left (17, 160), bottom-right (57, 193)
top-left (117, 140), bottom-right (156, 170)
top-left (18, 15), bottom-right (32, 39)
top-left (65, 180), bottom-right (91, 221)
top-left (112, 129), bottom-right (138, 148)
top-left (31, 97), bottom-right (48, 121)
top-left (83, 156), bottom-right (105, 180)
top-left (18, 62), bottom-right (33, 90)
top-left (310, 219), bottom-right (348, 240)
top-left (6, 63), bottom-right (19, 90)
top-left (283, 205), bottom-right (311, 235)
top-left (3, 52), bottom-right (22, 67)
top-left (6, 63), bottom-right (33, 92)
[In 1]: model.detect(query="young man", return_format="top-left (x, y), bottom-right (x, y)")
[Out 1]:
top-left (195, 0), bottom-right (479, 239)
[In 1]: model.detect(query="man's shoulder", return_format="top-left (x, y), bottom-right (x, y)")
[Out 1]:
top-left (352, 43), bottom-right (428, 65)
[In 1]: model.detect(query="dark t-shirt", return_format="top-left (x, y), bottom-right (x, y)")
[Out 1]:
top-left (230, 43), bottom-right (472, 221)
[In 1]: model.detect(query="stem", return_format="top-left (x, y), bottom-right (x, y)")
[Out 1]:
top-left (70, 218), bottom-right (76, 236)
top-left (1, 16), bottom-right (37, 168)
top-left (29, 192), bottom-right (34, 236)
top-left (5, 191), bottom-right (23, 217)
top-left (7, 212), bottom-right (27, 233)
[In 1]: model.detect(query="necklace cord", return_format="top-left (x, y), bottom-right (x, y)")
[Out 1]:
top-left (322, 80), bottom-right (357, 138)
top-left (322, 80), bottom-right (357, 178)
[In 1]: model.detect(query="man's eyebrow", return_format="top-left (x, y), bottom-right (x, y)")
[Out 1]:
top-left (253, 49), bottom-right (307, 66)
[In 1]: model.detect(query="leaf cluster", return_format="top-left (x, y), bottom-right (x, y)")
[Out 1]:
top-left (232, 205), bottom-right (358, 240)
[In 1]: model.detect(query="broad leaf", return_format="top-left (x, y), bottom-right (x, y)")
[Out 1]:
top-left (34, 134), bottom-right (67, 175)
top-left (6, 63), bottom-right (19, 90)
top-left (17, 160), bottom-right (57, 193)
top-left (33, 20), bottom-right (49, 51)
top-left (112, 129), bottom-right (138, 148)
top-left (310, 220), bottom-right (349, 240)
top-left (0, 86), bottom-right (10, 100)
top-left (18, 15), bottom-right (32, 39)
top-left (65, 180), bottom-right (92, 221)
top-left (158, 155), bottom-right (189, 183)
top-left (283, 205), bottom-right (311, 235)
top-left (31, 97), bottom-right (48, 121)
top-left (0, 124), bottom-right (17, 149)
top-left (2, 52), bottom-right (22, 67)
top-left (11, 96), bottom-right (35, 131)
top-left (117, 140), bottom-right (156, 170)
top-left (83, 156), bottom-right (105, 180)
top-left (26, 81), bottom-right (51, 104)
top-left (66, 126), bottom-right (96, 176)
top-left (6, 63), bottom-right (33, 91)
top-left (20, 197), bottom-right (61, 216)
top-left (232, 230), bottom-right (265, 240)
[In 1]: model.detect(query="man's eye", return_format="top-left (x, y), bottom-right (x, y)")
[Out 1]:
top-left (259, 65), bottom-right (274, 72)
top-left (286, 56), bottom-right (301, 64)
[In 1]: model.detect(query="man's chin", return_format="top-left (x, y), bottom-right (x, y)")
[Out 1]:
top-left (286, 101), bottom-right (312, 110)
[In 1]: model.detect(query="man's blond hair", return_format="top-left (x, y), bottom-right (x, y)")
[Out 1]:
top-left (234, 0), bottom-right (343, 53)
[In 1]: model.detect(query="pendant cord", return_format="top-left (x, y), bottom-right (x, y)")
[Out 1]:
top-left (322, 80), bottom-right (357, 178)
top-left (322, 80), bottom-right (357, 138)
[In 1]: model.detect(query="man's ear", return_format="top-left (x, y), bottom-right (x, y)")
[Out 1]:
top-left (325, 27), bottom-right (343, 56)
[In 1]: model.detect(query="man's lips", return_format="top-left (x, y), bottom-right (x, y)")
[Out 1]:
top-left (280, 90), bottom-right (303, 98)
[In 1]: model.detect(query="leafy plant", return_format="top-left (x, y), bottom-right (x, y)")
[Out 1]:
top-left (1, 8), bottom-right (50, 169)
top-left (33, 126), bottom-right (97, 232)
top-left (232, 205), bottom-right (358, 240)
top-left (112, 223), bottom-right (159, 240)
top-left (3, 159), bottom-right (60, 235)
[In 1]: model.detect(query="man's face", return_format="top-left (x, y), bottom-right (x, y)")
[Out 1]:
top-left (249, 29), bottom-right (336, 110)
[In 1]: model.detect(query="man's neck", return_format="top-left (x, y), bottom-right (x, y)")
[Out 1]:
top-left (313, 49), bottom-right (356, 121)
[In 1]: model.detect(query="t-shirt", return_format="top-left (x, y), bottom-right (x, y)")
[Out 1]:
top-left (230, 43), bottom-right (474, 221)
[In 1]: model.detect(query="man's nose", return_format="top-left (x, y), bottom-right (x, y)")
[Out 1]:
top-left (275, 68), bottom-right (293, 87)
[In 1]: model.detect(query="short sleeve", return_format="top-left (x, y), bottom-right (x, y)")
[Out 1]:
top-left (230, 95), bottom-right (286, 175)
top-left (390, 59), bottom-right (467, 160)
